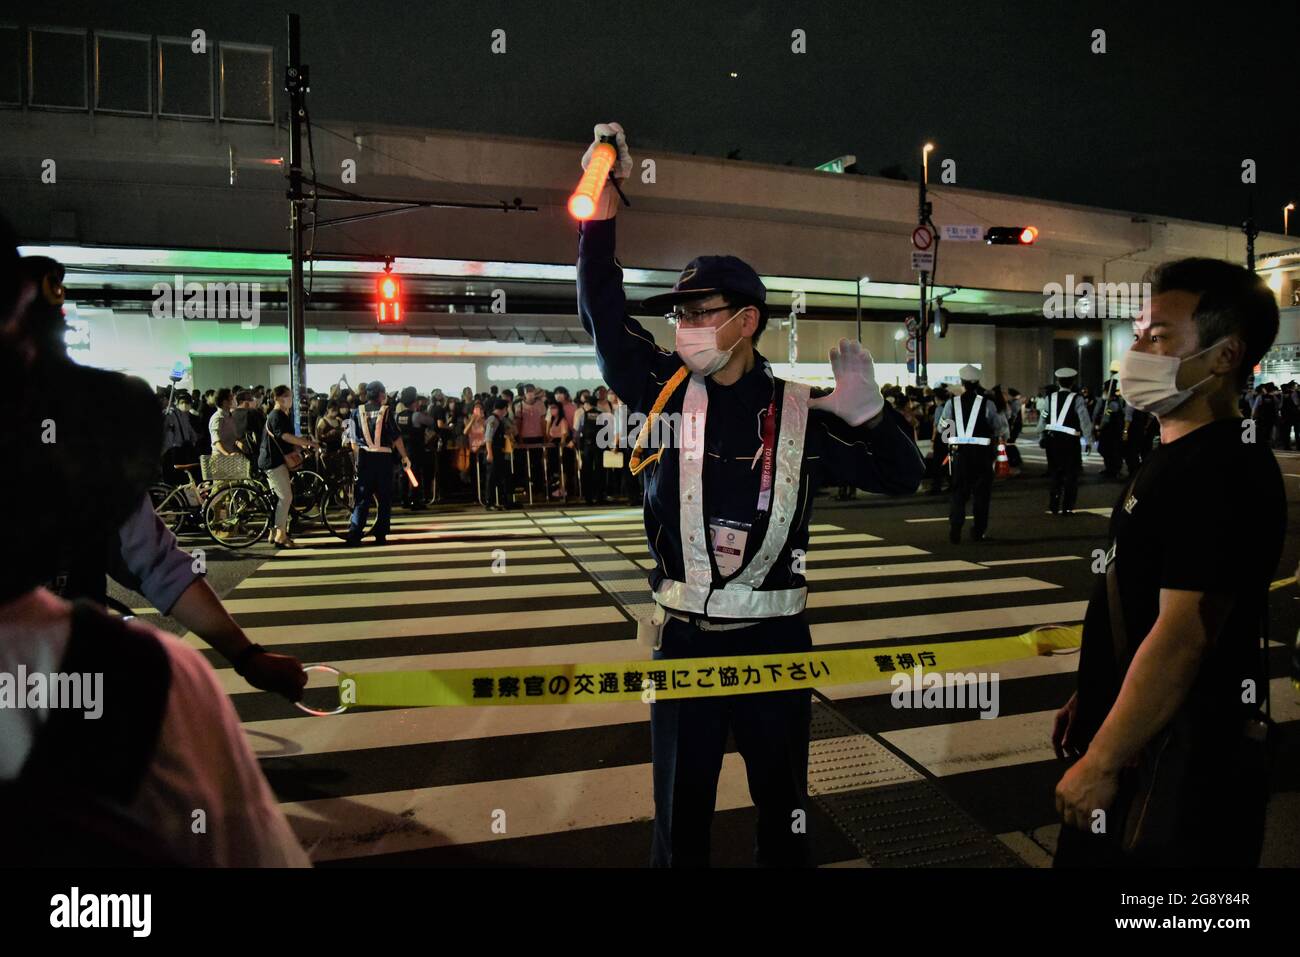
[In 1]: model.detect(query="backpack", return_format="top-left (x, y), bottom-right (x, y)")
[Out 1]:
top-left (0, 601), bottom-right (177, 866)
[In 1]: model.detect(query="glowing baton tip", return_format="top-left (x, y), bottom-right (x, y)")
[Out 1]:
top-left (569, 140), bottom-right (617, 220)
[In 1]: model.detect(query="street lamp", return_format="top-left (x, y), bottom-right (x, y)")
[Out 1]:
top-left (1077, 335), bottom-right (1089, 380)
top-left (855, 275), bottom-right (870, 343)
top-left (1286, 203), bottom-right (1295, 236)
top-left (893, 328), bottom-right (906, 384)
top-left (922, 143), bottom-right (935, 184)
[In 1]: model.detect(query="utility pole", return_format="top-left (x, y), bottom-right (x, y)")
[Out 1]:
top-left (279, 15), bottom-right (534, 430)
top-left (285, 13), bottom-right (309, 434)
top-left (916, 150), bottom-right (935, 388)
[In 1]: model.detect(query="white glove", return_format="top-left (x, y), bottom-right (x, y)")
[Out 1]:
top-left (808, 339), bottom-right (885, 427)
top-left (581, 122), bottom-right (633, 180)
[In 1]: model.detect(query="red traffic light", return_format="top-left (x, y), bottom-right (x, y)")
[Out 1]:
top-left (985, 226), bottom-right (1038, 246)
top-left (376, 270), bottom-right (402, 324)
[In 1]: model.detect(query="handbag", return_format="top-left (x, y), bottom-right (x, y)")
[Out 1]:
top-left (266, 422), bottom-right (304, 471)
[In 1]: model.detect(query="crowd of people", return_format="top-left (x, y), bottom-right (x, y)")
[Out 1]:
top-left (158, 379), bottom-right (647, 512)
top-left (158, 373), bottom-right (1299, 520)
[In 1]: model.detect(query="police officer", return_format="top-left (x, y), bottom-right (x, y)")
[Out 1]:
top-left (575, 122), bottom-right (925, 867)
top-left (937, 365), bottom-right (1007, 543)
top-left (346, 381), bottom-right (414, 546)
top-left (395, 389), bottom-right (434, 509)
top-left (1095, 361), bottom-right (1127, 479)
top-left (483, 398), bottom-right (518, 510)
top-left (1039, 367), bottom-right (1092, 515)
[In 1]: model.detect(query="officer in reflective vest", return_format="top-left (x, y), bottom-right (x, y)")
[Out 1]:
top-left (1039, 366), bottom-right (1093, 515)
top-left (395, 390), bottom-right (434, 509)
top-left (346, 381), bottom-right (414, 546)
top-left (937, 365), bottom-right (1007, 544)
top-left (575, 121), bottom-right (926, 867)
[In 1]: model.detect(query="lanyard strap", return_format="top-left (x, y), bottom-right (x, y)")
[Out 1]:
top-left (755, 397), bottom-right (777, 514)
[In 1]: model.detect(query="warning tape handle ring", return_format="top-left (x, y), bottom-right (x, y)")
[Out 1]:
top-left (294, 664), bottom-right (349, 716)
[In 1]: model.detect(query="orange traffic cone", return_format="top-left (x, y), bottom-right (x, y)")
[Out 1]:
top-left (995, 442), bottom-right (1011, 479)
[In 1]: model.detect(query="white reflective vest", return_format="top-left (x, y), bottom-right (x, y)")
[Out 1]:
top-left (947, 394), bottom-right (991, 446)
top-left (1044, 391), bottom-right (1081, 436)
top-left (357, 406), bottom-right (392, 452)
top-left (653, 373), bottom-right (811, 620)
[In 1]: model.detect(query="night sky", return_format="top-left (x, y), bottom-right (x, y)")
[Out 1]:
top-left (39, 0), bottom-right (1300, 231)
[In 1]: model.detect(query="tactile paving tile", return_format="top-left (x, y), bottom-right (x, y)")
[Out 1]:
top-left (808, 698), bottom-right (1024, 868)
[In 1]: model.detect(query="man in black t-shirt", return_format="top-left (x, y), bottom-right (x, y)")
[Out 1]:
top-left (1053, 258), bottom-right (1284, 868)
top-left (231, 390), bottom-right (265, 464)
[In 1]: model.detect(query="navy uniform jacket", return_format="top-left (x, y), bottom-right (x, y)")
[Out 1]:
top-left (577, 218), bottom-right (925, 601)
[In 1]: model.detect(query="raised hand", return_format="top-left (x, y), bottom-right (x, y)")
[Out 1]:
top-left (808, 338), bottom-right (885, 427)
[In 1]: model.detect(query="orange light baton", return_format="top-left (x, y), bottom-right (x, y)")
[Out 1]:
top-left (569, 140), bottom-right (617, 220)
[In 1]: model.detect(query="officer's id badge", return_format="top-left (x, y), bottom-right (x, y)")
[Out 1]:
top-left (1123, 493), bottom-right (1137, 514)
top-left (709, 517), bottom-right (751, 577)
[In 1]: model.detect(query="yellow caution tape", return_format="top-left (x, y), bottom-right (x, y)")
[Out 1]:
top-left (323, 624), bottom-right (1082, 711)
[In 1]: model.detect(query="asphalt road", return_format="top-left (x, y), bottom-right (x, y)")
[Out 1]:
top-left (112, 445), bottom-right (1300, 867)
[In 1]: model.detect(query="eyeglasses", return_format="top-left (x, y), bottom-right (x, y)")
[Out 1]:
top-left (667, 304), bottom-right (732, 323)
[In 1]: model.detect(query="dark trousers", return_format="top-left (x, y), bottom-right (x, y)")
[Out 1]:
top-left (1122, 430), bottom-right (1149, 476)
top-left (650, 616), bottom-right (813, 868)
top-left (473, 449), bottom-right (488, 504)
top-left (580, 447), bottom-right (605, 503)
top-left (487, 451), bottom-right (513, 507)
top-left (949, 445), bottom-right (993, 535)
top-left (929, 438), bottom-right (949, 492)
top-left (349, 451), bottom-right (394, 540)
top-left (1098, 424), bottom-right (1124, 477)
top-left (400, 444), bottom-right (426, 504)
top-left (1044, 433), bottom-right (1082, 512)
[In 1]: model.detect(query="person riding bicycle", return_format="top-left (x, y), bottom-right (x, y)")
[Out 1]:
top-left (259, 385), bottom-right (321, 549)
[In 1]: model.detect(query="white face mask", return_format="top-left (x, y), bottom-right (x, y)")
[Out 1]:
top-left (675, 309), bottom-right (744, 376)
top-left (1117, 336), bottom-right (1228, 416)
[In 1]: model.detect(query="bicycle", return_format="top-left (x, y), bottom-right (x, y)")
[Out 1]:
top-left (202, 463), bottom-right (330, 549)
top-left (149, 473), bottom-right (217, 536)
top-left (314, 447), bottom-right (378, 540)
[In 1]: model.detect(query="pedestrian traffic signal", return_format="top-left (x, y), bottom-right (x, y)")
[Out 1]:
top-left (376, 268), bottom-right (402, 324)
top-left (933, 303), bottom-right (950, 338)
top-left (984, 226), bottom-right (1038, 245)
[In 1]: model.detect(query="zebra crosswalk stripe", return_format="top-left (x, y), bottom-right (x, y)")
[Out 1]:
top-left (206, 504), bottom-right (1289, 867)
